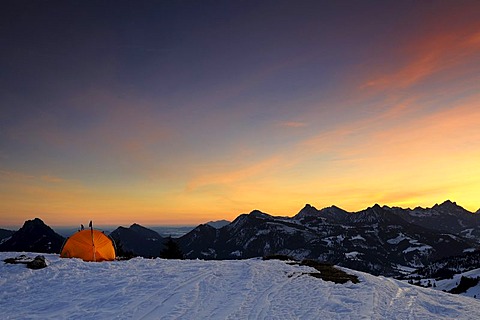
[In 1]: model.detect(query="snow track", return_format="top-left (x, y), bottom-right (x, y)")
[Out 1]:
top-left (1, 253), bottom-right (480, 319)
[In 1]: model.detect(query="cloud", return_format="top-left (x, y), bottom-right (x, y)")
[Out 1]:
top-left (40, 175), bottom-right (65, 183)
top-left (0, 170), bottom-right (35, 181)
top-left (278, 121), bottom-right (307, 128)
top-left (0, 169), bottom-right (73, 187)
top-left (360, 20), bottom-right (480, 91)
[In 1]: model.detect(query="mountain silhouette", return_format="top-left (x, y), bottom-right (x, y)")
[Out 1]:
top-left (0, 218), bottom-right (65, 253)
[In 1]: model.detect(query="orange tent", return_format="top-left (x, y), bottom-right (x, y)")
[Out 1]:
top-left (60, 229), bottom-right (116, 262)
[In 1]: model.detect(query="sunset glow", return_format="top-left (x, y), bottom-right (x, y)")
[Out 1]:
top-left (1, 1), bottom-right (480, 227)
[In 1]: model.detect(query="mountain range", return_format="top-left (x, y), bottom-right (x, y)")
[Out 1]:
top-left (1, 200), bottom-right (479, 278)
top-left (177, 200), bottom-right (480, 276)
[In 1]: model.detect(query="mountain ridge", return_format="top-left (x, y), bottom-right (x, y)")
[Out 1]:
top-left (2, 200), bottom-right (478, 277)
top-left (178, 200), bottom-right (479, 276)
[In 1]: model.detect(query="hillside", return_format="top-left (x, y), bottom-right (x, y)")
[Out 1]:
top-left (0, 228), bottom-right (14, 243)
top-left (110, 223), bottom-right (165, 258)
top-left (403, 268), bottom-right (480, 299)
top-left (2, 252), bottom-right (480, 319)
top-left (404, 250), bottom-right (480, 280)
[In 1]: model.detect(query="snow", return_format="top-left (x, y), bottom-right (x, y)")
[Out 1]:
top-left (461, 228), bottom-right (475, 239)
top-left (322, 235), bottom-right (346, 247)
top-left (394, 264), bottom-right (417, 275)
top-left (0, 236), bottom-right (11, 245)
top-left (387, 233), bottom-right (408, 244)
top-left (387, 233), bottom-right (420, 245)
top-left (387, 233), bottom-right (432, 254)
top-left (408, 209), bottom-right (438, 217)
top-left (403, 245), bottom-right (433, 254)
top-left (200, 248), bottom-right (216, 257)
top-left (350, 235), bottom-right (365, 241)
top-left (411, 268), bottom-right (480, 299)
top-left (265, 222), bottom-right (299, 235)
top-left (322, 238), bottom-right (333, 246)
top-left (255, 229), bottom-right (270, 236)
top-left (2, 253), bottom-right (480, 319)
top-left (230, 250), bottom-right (241, 257)
top-left (345, 251), bottom-right (362, 260)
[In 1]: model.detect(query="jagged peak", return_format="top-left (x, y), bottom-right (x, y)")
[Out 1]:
top-left (362, 203), bottom-right (383, 212)
top-left (432, 200), bottom-right (469, 213)
top-left (298, 203), bottom-right (318, 213)
top-left (433, 200), bottom-right (456, 208)
top-left (293, 204), bottom-right (319, 219)
top-left (435, 199), bottom-right (456, 207)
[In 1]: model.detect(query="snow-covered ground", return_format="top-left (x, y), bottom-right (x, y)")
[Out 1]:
top-left (2, 253), bottom-right (480, 319)
top-left (413, 268), bottom-right (480, 299)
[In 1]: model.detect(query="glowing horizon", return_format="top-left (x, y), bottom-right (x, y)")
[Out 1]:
top-left (1, 1), bottom-right (480, 227)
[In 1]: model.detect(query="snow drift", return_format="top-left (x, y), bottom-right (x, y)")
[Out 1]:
top-left (1, 253), bottom-right (480, 319)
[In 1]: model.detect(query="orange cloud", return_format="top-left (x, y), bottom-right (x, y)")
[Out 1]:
top-left (361, 20), bottom-right (480, 91)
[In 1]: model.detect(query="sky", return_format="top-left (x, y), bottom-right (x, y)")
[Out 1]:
top-left (1, 0), bottom-right (480, 227)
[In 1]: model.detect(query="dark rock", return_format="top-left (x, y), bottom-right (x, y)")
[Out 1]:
top-left (26, 255), bottom-right (47, 269)
top-left (4, 254), bottom-right (31, 264)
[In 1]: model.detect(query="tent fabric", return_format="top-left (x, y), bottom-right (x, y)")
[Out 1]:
top-left (60, 229), bottom-right (116, 262)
